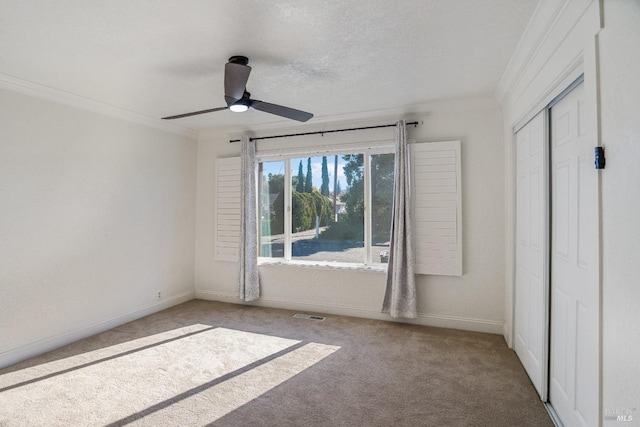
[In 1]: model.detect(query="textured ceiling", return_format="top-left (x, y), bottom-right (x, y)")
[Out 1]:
top-left (0, 0), bottom-right (538, 132)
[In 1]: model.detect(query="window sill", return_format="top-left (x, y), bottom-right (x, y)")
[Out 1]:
top-left (258, 260), bottom-right (388, 273)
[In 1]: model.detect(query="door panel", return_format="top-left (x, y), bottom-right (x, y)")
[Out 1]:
top-left (549, 81), bottom-right (597, 426)
top-left (514, 110), bottom-right (548, 399)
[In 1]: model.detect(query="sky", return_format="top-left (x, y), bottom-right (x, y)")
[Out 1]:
top-left (261, 155), bottom-right (349, 190)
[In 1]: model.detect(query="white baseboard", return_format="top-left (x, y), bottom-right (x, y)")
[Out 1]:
top-left (195, 289), bottom-right (504, 335)
top-left (0, 290), bottom-right (195, 370)
top-left (504, 323), bottom-right (513, 348)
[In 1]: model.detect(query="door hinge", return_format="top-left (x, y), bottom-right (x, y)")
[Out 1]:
top-left (595, 147), bottom-right (605, 169)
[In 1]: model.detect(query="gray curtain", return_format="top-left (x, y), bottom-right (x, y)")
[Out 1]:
top-left (237, 135), bottom-right (260, 301)
top-left (382, 120), bottom-right (417, 318)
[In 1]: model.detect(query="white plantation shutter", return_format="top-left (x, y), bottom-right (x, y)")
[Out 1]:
top-left (214, 157), bottom-right (241, 261)
top-left (411, 141), bottom-right (462, 276)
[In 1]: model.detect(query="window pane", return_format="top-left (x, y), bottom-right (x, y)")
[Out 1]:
top-left (370, 153), bottom-right (395, 264)
top-left (259, 161), bottom-right (285, 258)
top-left (290, 155), bottom-right (364, 263)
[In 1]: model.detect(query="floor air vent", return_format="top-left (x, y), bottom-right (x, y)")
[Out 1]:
top-left (293, 313), bottom-right (326, 321)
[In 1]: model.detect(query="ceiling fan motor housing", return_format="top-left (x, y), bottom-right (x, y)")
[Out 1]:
top-left (228, 55), bottom-right (249, 66)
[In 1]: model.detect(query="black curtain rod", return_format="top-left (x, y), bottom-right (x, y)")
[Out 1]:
top-left (228, 121), bottom-right (420, 143)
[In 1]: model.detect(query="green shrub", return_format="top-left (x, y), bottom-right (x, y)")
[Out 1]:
top-left (270, 189), bottom-right (333, 234)
top-left (292, 191), bottom-right (315, 231)
top-left (319, 216), bottom-right (364, 241)
top-left (310, 191), bottom-right (333, 226)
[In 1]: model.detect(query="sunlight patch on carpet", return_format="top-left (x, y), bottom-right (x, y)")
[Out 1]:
top-left (0, 323), bottom-right (214, 390)
top-left (0, 327), bottom-right (339, 426)
top-left (133, 341), bottom-right (340, 426)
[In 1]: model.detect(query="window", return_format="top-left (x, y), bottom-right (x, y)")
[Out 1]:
top-left (214, 140), bottom-right (462, 276)
top-left (257, 149), bottom-right (394, 268)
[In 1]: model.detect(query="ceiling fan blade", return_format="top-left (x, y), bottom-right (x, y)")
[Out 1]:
top-left (251, 100), bottom-right (313, 122)
top-left (224, 62), bottom-right (251, 104)
top-left (162, 106), bottom-right (227, 120)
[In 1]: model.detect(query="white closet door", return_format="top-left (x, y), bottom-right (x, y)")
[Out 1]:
top-left (514, 110), bottom-right (548, 399)
top-left (549, 81), bottom-right (598, 426)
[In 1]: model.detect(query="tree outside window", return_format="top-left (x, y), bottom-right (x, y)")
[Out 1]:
top-left (258, 150), bottom-right (394, 266)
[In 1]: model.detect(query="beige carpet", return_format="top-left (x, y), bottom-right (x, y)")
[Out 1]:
top-left (0, 300), bottom-right (552, 426)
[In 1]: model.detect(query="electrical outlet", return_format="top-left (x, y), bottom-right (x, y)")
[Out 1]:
top-left (157, 292), bottom-right (162, 299)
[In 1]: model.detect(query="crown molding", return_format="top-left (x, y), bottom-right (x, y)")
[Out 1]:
top-left (495, 0), bottom-right (572, 105)
top-left (0, 73), bottom-right (198, 139)
top-left (198, 96), bottom-right (499, 141)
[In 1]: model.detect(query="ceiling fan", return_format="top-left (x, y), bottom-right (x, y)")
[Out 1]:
top-left (162, 56), bottom-right (313, 122)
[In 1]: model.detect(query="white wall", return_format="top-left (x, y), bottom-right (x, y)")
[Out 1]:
top-left (0, 88), bottom-right (197, 368)
top-left (195, 98), bottom-right (506, 334)
top-left (598, 0), bottom-right (640, 418)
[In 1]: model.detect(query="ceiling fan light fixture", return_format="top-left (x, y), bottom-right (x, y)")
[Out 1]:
top-left (229, 102), bottom-right (249, 113)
